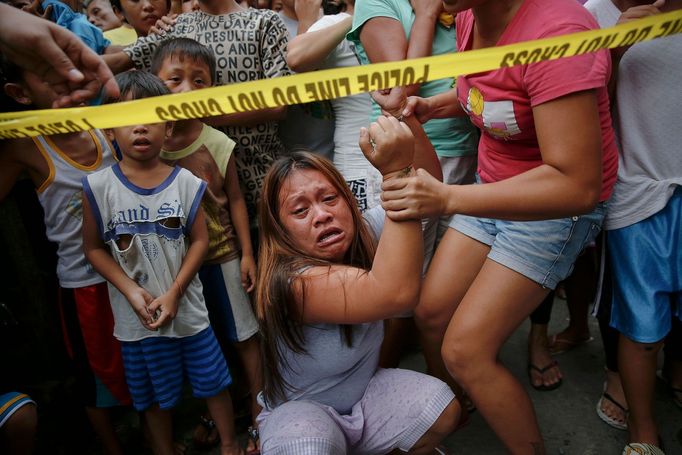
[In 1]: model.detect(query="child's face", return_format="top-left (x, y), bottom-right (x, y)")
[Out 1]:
top-left (156, 55), bottom-right (212, 94)
top-left (111, 92), bottom-right (172, 162)
top-left (87, 0), bottom-right (123, 31)
top-left (118, 0), bottom-right (168, 36)
top-left (111, 120), bottom-right (171, 163)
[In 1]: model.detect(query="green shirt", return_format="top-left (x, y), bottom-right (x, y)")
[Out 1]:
top-left (348, 0), bottom-right (478, 158)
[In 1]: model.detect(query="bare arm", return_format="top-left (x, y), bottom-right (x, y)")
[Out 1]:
top-left (103, 51), bottom-right (135, 74)
top-left (294, 0), bottom-right (323, 35)
top-left (224, 155), bottom-right (256, 292)
top-left (358, 0), bottom-right (441, 115)
top-left (382, 90), bottom-right (603, 220)
top-left (286, 15), bottom-right (352, 72)
top-left (293, 116), bottom-right (423, 325)
top-left (148, 206), bottom-right (209, 328)
top-left (82, 195), bottom-right (156, 330)
top-left (401, 89), bottom-right (466, 123)
top-left (403, 115), bottom-right (442, 181)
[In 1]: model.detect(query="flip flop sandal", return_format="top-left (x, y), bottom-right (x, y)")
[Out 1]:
top-left (527, 361), bottom-right (563, 391)
top-left (548, 334), bottom-right (594, 355)
top-left (192, 415), bottom-right (219, 449)
top-left (622, 442), bottom-right (665, 455)
top-left (596, 385), bottom-right (628, 431)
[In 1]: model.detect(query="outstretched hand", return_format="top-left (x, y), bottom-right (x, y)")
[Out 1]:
top-left (359, 115), bottom-right (415, 176)
top-left (0, 4), bottom-right (119, 108)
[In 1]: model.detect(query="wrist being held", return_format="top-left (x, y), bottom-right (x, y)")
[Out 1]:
top-left (383, 165), bottom-right (416, 182)
top-left (359, 115), bottom-right (415, 176)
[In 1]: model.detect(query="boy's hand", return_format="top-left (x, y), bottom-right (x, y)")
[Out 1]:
top-left (241, 255), bottom-right (257, 293)
top-left (125, 286), bottom-right (156, 330)
top-left (359, 115), bottom-right (415, 176)
top-left (147, 289), bottom-right (180, 329)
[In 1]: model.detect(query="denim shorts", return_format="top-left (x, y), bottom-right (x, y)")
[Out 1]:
top-left (449, 203), bottom-right (606, 289)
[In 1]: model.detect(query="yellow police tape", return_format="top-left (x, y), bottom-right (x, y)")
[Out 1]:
top-left (1, 10), bottom-right (681, 139)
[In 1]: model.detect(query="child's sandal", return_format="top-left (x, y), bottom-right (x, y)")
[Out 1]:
top-left (192, 415), bottom-right (219, 449)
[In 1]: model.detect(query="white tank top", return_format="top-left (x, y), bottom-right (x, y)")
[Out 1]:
top-left (83, 164), bottom-right (210, 341)
top-left (33, 130), bottom-right (118, 288)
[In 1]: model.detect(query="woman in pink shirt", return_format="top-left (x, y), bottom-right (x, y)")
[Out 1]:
top-left (386, 0), bottom-right (618, 452)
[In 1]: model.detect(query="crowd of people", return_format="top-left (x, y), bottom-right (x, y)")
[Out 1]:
top-left (0, 0), bottom-right (680, 454)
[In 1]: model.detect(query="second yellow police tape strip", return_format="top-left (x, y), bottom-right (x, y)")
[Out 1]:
top-left (1, 9), bottom-right (681, 139)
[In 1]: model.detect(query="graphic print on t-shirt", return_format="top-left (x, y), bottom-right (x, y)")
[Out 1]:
top-left (464, 87), bottom-right (521, 141)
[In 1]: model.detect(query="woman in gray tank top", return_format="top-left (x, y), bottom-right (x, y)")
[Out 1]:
top-left (253, 116), bottom-right (460, 454)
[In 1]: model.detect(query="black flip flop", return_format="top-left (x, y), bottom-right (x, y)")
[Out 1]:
top-left (528, 361), bottom-right (563, 391)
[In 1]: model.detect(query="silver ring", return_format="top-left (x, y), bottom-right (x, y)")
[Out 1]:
top-left (369, 138), bottom-right (377, 152)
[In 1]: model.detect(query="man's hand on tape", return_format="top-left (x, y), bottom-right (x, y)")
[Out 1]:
top-left (0, 4), bottom-right (119, 108)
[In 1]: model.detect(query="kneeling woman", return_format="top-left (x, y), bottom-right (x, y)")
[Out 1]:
top-left (254, 117), bottom-right (460, 454)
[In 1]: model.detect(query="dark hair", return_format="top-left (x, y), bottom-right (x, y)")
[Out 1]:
top-left (0, 53), bottom-right (21, 86)
top-left (255, 151), bottom-right (376, 406)
top-left (0, 53), bottom-right (30, 112)
top-left (104, 70), bottom-right (170, 104)
top-left (150, 38), bottom-right (216, 85)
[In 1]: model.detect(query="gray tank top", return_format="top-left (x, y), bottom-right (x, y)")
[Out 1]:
top-left (276, 320), bottom-right (383, 415)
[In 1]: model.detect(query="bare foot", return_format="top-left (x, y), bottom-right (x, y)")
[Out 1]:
top-left (528, 328), bottom-right (563, 390)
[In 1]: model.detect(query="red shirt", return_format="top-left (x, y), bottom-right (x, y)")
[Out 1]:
top-left (456, 0), bottom-right (618, 201)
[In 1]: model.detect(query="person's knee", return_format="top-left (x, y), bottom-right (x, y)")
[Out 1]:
top-left (430, 399), bottom-right (461, 437)
top-left (260, 402), bottom-right (346, 454)
top-left (414, 298), bottom-right (451, 334)
top-left (441, 339), bottom-right (481, 385)
top-left (620, 336), bottom-right (664, 355)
